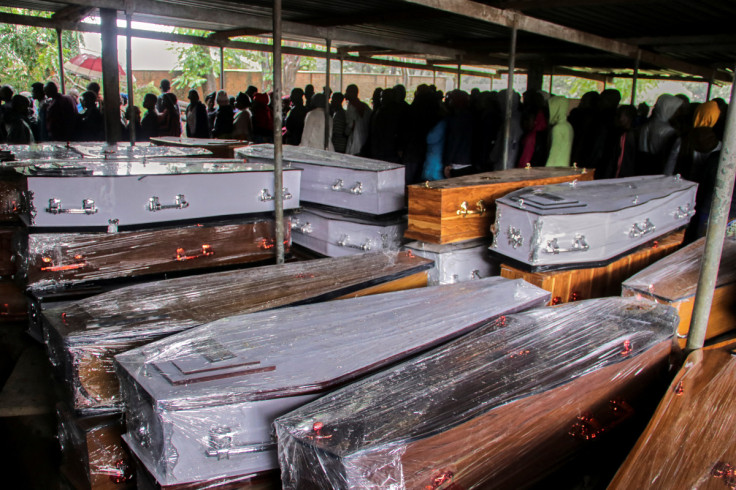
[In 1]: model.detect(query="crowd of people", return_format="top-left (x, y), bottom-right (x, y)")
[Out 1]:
top-left (1, 76), bottom-right (732, 234)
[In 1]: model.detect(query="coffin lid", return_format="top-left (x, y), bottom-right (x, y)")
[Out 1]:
top-left (274, 297), bottom-right (677, 457)
top-left (150, 137), bottom-right (245, 147)
top-left (298, 206), bottom-right (405, 226)
top-left (0, 143), bottom-right (83, 161)
top-left (404, 238), bottom-right (489, 254)
top-left (47, 251), bottom-right (434, 344)
top-left (497, 175), bottom-right (696, 215)
top-left (622, 236), bottom-right (736, 301)
top-left (237, 144), bottom-right (403, 172)
top-left (114, 277), bottom-right (550, 411)
top-left (411, 166), bottom-right (589, 190)
top-left (70, 143), bottom-right (211, 159)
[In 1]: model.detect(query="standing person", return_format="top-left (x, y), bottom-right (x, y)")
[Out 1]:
top-left (370, 88), bottom-right (401, 162)
top-left (185, 90), bottom-right (209, 138)
top-left (44, 82), bottom-right (78, 142)
top-left (344, 84), bottom-right (371, 155)
top-left (443, 90), bottom-right (474, 177)
top-left (299, 93), bottom-right (333, 150)
top-left (4, 95), bottom-right (35, 144)
top-left (158, 92), bottom-right (181, 137)
top-left (251, 93), bottom-right (273, 143)
top-left (30, 82), bottom-right (48, 142)
top-left (422, 94), bottom-right (447, 182)
top-left (245, 85), bottom-right (258, 102)
top-left (139, 93), bottom-right (159, 141)
top-left (489, 89), bottom-right (523, 170)
top-left (156, 79), bottom-right (175, 112)
top-left (518, 90), bottom-right (549, 167)
top-left (284, 88), bottom-right (307, 145)
top-left (232, 92), bottom-right (253, 141)
top-left (330, 92), bottom-right (347, 153)
top-left (545, 96), bottom-right (574, 167)
top-left (304, 84), bottom-right (315, 110)
top-left (637, 94), bottom-right (683, 175)
top-left (211, 90), bottom-right (234, 139)
top-left (77, 91), bottom-right (105, 141)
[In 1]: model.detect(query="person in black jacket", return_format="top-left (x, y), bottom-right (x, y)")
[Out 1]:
top-left (185, 90), bottom-right (209, 138)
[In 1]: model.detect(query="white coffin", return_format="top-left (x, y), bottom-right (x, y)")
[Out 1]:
top-left (291, 207), bottom-right (405, 257)
top-left (1, 143), bottom-right (84, 161)
top-left (116, 278), bottom-right (550, 486)
top-left (70, 143), bottom-right (212, 159)
top-left (404, 239), bottom-right (499, 285)
top-left (490, 175), bottom-right (697, 270)
top-left (237, 144), bottom-right (405, 215)
top-left (15, 160), bottom-right (301, 229)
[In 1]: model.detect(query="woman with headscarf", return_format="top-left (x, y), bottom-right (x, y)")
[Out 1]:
top-left (344, 84), bottom-right (372, 155)
top-left (157, 92), bottom-right (181, 137)
top-left (232, 92), bottom-right (253, 141)
top-left (299, 93), bottom-right (334, 151)
top-left (545, 96), bottom-right (573, 167)
top-left (185, 90), bottom-right (210, 139)
top-left (665, 100), bottom-right (721, 178)
top-left (211, 90), bottom-right (234, 139)
top-left (637, 94), bottom-right (683, 175)
top-left (518, 90), bottom-right (548, 167)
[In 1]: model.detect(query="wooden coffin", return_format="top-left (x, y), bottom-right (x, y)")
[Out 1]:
top-left (42, 251), bottom-right (434, 414)
top-left (57, 408), bottom-right (134, 490)
top-left (0, 280), bottom-right (27, 322)
top-left (490, 175), bottom-right (697, 270)
top-left (149, 137), bottom-right (246, 159)
top-left (502, 228), bottom-right (685, 306)
top-left (17, 217), bottom-right (290, 291)
top-left (116, 278), bottom-right (550, 486)
top-left (404, 238), bottom-right (499, 285)
top-left (0, 226), bottom-right (17, 278)
top-left (69, 143), bottom-right (212, 159)
top-left (275, 297), bottom-right (677, 490)
top-left (609, 345), bottom-right (736, 489)
top-left (13, 160), bottom-right (301, 229)
top-left (406, 166), bottom-right (593, 244)
top-left (237, 144), bottom-right (405, 216)
top-left (622, 236), bottom-right (736, 346)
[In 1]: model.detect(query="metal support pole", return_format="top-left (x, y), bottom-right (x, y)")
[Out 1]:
top-left (220, 47), bottom-right (225, 90)
top-left (457, 62), bottom-right (462, 90)
top-left (631, 50), bottom-right (640, 105)
top-left (273, 0), bottom-right (285, 265)
top-left (548, 67), bottom-right (554, 93)
top-left (100, 8), bottom-right (121, 145)
top-left (126, 13), bottom-right (135, 144)
top-left (502, 23), bottom-right (518, 170)
top-left (686, 77), bottom-right (736, 352)
top-left (706, 79), bottom-right (714, 101)
top-left (490, 76), bottom-right (494, 91)
top-left (56, 29), bottom-right (66, 94)
top-left (433, 69), bottom-right (436, 86)
top-left (325, 38), bottom-right (331, 150)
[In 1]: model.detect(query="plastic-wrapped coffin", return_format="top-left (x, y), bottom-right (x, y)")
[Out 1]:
top-left (404, 238), bottom-right (499, 285)
top-left (115, 278), bottom-right (550, 486)
top-left (623, 236), bottom-right (736, 346)
top-left (1, 143), bottom-right (85, 161)
top-left (291, 207), bottom-right (405, 257)
top-left (610, 344), bottom-right (736, 489)
top-left (236, 144), bottom-right (404, 216)
top-left (42, 251), bottom-right (433, 414)
top-left (406, 166), bottom-right (593, 244)
top-left (275, 297), bottom-right (678, 490)
top-left (490, 175), bottom-right (697, 270)
top-left (12, 160), bottom-right (301, 229)
top-left (149, 137), bottom-right (246, 159)
top-left (16, 217), bottom-right (291, 292)
top-left (69, 143), bottom-right (212, 159)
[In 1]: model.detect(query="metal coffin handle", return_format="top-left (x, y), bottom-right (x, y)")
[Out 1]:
top-left (291, 219), bottom-right (312, 234)
top-left (337, 234), bottom-right (372, 251)
top-left (259, 188), bottom-right (293, 201)
top-left (331, 179), bottom-right (363, 195)
top-left (629, 218), bottom-right (656, 238)
top-left (148, 194), bottom-right (189, 212)
top-left (456, 200), bottom-right (486, 217)
top-left (175, 244), bottom-right (214, 261)
top-left (45, 198), bottom-right (98, 215)
top-left (544, 234), bottom-right (590, 254)
top-left (205, 426), bottom-right (275, 460)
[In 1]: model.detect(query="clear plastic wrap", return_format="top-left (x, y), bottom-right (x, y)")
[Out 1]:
top-left (609, 345), bottom-right (736, 489)
top-left (623, 236), bottom-right (736, 343)
top-left (17, 217), bottom-right (290, 291)
top-left (274, 297), bottom-right (678, 489)
top-left (0, 226), bottom-right (17, 278)
top-left (57, 406), bottom-right (134, 489)
top-left (0, 142), bottom-right (85, 161)
top-left (42, 251), bottom-right (434, 414)
top-left (114, 277), bottom-right (550, 486)
top-left (149, 137), bottom-right (247, 159)
top-left (70, 143), bottom-right (212, 159)
top-left (404, 238), bottom-right (499, 285)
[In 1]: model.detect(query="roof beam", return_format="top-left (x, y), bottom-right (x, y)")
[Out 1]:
top-left (487, 0), bottom-right (659, 9)
top-left (401, 0), bottom-right (729, 81)
top-left (622, 34), bottom-right (736, 46)
top-left (295, 7), bottom-right (439, 28)
top-left (51, 5), bottom-right (95, 23)
top-left (208, 28), bottom-right (271, 40)
top-left (57, 0), bottom-right (464, 60)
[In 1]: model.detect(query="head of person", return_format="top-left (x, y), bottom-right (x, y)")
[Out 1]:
top-left (380, 88), bottom-right (394, 107)
top-left (345, 84), bottom-right (359, 102)
top-left (579, 91), bottom-right (599, 110)
top-left (43, 82), bottom-right (59, 99)
top-left (160, 79), bottom-right (171, 93)
top-left (31, 82), bottom-right (45, 101)
top-left (693, 100), bottom-right (721, 128)
top-left (371, 87), bottom-right (383, 107)
top-left (205, 92), bottom-right (216, 110)
top-left (81, 91), bottom-right (98, 111)
top-left (311, 93), bottom-right (326, 110)
top-left (162, 92), bottom-right (178, 111)
top-left (0, 85), bottom-right (14, 103)
top-left (68, 88), bottom-right (80, 103)
top-left (10, 94), bottom-right (29, 115)
top-left (143, 93), bottom-right (158, 111)
top-left (246, 85), bottom-right (258, 98)
top-left (188, 90), bottom-right (200, 104)
top-left (599, 89), bottom-right (621, 111)
top-left (216, 90), bottom-right (229, 107)
top-left (235, 92), bottom-right (251, 110)
top-left (616, 105), bottom-right (637, 131)
top-left (393, 84), bottom-right (407, 103)
top-left (330, 92), bottom-right (344, 111)
top-left (290, 88), bottom-right (304, 107)
top-left (86, 82), bottom-right (100, 96)
top-left (120, 93), bottom-right (128, 106)
top-left (304, 84), bottom-right (315, 98)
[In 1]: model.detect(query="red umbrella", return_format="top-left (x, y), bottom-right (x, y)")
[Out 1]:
top-left (64, 53), bottom-right (127, 80)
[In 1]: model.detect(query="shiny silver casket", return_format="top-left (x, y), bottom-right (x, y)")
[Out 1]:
top-left (115, 277), bottom-right (549, 486)
top-left (404, 239), bottom-right (499, 285)
top-left (490, 175), bottom-right (697, 270)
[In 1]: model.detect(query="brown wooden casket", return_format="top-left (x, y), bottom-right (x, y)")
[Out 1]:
top-left (17, 217), bottom-right (290, 292)
top-left (149, 137), bottom-right (247, 159)
top-left (58, 408), bottom-right (134, 490)
top-left (622, 236), bottom-right (736, 347)
top-left (42, 251), bottom-right (432, 414)
top-left (405, 166), bottom-right (593, 244)
top-left (501, 229), bottom-right (684, 306)
top-left (275, 297), bottom-right (677, 490)
top-left (0, 280), bottom-right (27, 322)
top-left (609, 345), bottom-right (736, 489)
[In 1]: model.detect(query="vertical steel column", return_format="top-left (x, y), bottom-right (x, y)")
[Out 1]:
top-left (126, 13), bottom-right (135, 144)
top-left (706, 79), bottom-right (714, 101)
top-left (433, 69), bottom-right (436, 86)
top-left (220, 47), bottom-right (225, 90)
top-left (325, 39), bottom-right (331, 150)
top-left (686, 78), bottom-right (736, 352)
top-left (100, 8), bottom-right (121, 146)
top-left (631, 50), bottom-right (640, 105)
top-left (457, 62), bottom-right (462, 90)
top-left (56, 29), bottom-right (66, 94)
top-left (548, 67), bottom-right (554, 93)
top-left (502, 23), bottom-right (518, 170)
top-left (339, 55), bottom-right (344, 92)
top-left (273, 0), bottom-right (285, 264)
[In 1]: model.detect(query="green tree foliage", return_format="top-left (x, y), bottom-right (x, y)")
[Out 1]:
top-left (0, 8), bottom-right (82, 90)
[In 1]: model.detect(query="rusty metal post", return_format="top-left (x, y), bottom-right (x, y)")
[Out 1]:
top-left (548, 67), bottom-right (554, 93)
top-left (325, 38), bottom-right (331, 150)
top-left (686, 77), bottom-right (736, 352)
top-left (339, 55), bottom-right (344, 92)
top-left (56, 29), bottom-right (66, 94)
top-left (126, 13), bottom-right (136, 144)
top-left (273, 0), bottom-right (285, 264)
top-left (219, 47), bottom-right (225, 90)
top-left (706, 78), bottom-right (714, 101)
top-left (457, 62), bottom-right (462, 90)
top-left (631, 50), bottom-right (640, 105)
top-left (502, 23), bottom-right (518, 170)
top-left (100, 8), bottom-right (121, 145)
